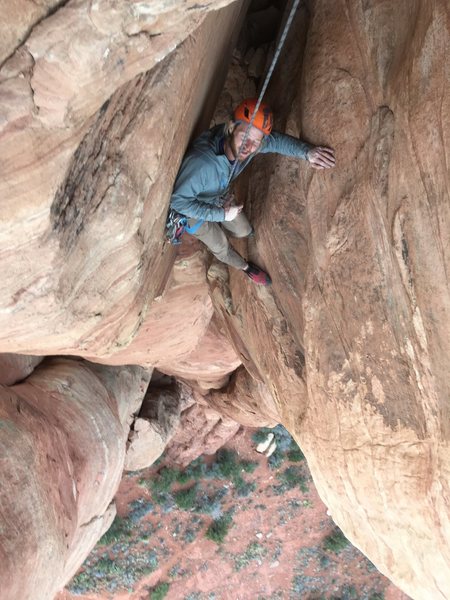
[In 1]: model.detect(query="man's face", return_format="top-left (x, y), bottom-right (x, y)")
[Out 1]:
top-left (230, 123), bottom-right (265, 161)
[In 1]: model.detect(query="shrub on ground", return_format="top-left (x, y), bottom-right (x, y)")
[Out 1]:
top-left (149, 581), bottom-right (170, 599)
top-left (173, 485), bottom-right (198, 510)
top-left (98, 515), bottom-right (133, 545)
top-left (287, 447), bottom-right (305, 462)
top-left (205, 514), bottom-right (233, 544)
top-left (323, 527), bottom-right (350, 554)
top-left (234, 541), bottom-right (267, 571)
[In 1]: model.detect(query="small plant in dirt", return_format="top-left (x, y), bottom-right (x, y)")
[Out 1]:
top-left (98, 515), bottom-right (133, 545)
top-left (215, 448), bottom-right (241, 479)
top-left (150, 466), bottom-right (180, 493)
top-left (128, 498), bottom-right (154, 523)
top-left (213, 449), bottom-right (258, 492)
top-left (272, 465), bottom-right (309, 495)
top-left (205, 514), bottom-right (233, 544)
top-left (287, 446), bottom-right (305, 462)
top-left (323, 527), bottom-right (350, 554)
top-left (183, 457), bottom-right (206, 481)
top-left (236, 479), bottom-right (256, 497)
top-left (369, 593), bottom-right (385, 600)
top-left (182, 527), bottom-right (197, 544)
top-left (334, 584), bottom-right (358, 599)
top-left (257, 592), bottom-right (283, 600)
top-left (69, 569), bottom-right (98, 594)
top-left (148, 581), bottom-right (170, 599)
top-left (175, 470), bottom-right (193, 485)
top-left (169, 562), bottom-right (191, 579)
top-left (195, 487), bottom-right (228, 515)
top-left (234, 541), bottom-right (267, 571)
top-left (173, 485), bottom-right (198, 510)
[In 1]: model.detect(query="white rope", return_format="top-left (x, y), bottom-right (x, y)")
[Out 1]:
top-left (226, 0), bottom-right (301, 187)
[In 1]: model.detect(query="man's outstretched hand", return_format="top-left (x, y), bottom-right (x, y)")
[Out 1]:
top-left (307, 146), bottom-right (336, 169)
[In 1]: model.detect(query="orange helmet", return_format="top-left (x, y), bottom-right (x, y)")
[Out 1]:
top-left (233, 98), bottom-right (273, 135)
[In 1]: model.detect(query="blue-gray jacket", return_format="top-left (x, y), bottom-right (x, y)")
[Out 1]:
top-left (170, 124), bottom-right (313, 222)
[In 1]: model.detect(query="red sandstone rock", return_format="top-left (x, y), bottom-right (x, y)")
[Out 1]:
top-left (92, 236), bottom-right (241, 389)
top-left (208, 260), bottom-right (308, 434)
top-left (0, 352), bottom-right (43, 385)
top-left (1, 0), bottom-right (449, 598)
top-left (0, 0), bottom-right (244, 358)
top-left (164, 399), bottom-right (241, 468)
top-left (224, 1), bottom-right (450, 598)
top-left (0, 358), bottom-right (150, 600)
top-left (125, 382), bottom-right (194, 471)
top-left (208, 366), bottom-right (279, 427)
top-left (0, 4), bottom-right (246, 596)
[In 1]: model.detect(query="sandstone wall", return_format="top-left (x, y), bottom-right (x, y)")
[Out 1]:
top-left (224, 1), bottom-right (449, 598)
top-left (0, 1), bottom-right (246, 597)
top-left (1, 0), bottom-right (449, 599)
top-left (0, 358), bottom-right (150, 600)
top-left (0, 0), bottom-right (242, 357)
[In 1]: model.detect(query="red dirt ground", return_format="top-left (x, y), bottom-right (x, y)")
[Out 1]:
top-left (58, 427), bottom-right (411, 600)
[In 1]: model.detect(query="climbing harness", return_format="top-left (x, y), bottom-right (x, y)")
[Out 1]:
top-left (165, 208), bottom-right (204, 245)
top-left (165, 0), bottom-right (300, 244)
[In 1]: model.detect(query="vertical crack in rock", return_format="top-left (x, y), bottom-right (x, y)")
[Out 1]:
top-left (372, 105), bottom-right (394, 200)
top-left (50, 58), bottom-right (169, 251)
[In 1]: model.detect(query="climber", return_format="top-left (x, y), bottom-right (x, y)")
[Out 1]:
top-left (168, 98), bottom-right (335, 285)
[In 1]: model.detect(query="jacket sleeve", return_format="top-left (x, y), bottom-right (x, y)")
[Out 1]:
top-left (170, 157), bottom-right (225, 222)
top-left (260, 131), bottom-right (314, 160)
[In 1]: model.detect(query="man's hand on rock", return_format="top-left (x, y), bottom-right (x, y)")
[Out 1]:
top-left (307, 146), bottom-right (336, 169)
top-left (222, 190), bottom-right (236, 210)
top-left (224, 205), bottom-right (243, 221)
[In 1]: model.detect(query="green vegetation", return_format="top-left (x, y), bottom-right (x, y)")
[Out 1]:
top-left (98, 515), bottom-right (133, 545)
top-left (323, 527), bottom-right (350, 554)
top-left (67, 423), bottom-right (391, 598)
top-left (149, 581), bottom-right (170, 599)
top-left (234, 541), bottom-right (267, 571)
top-left (173, 485), bottom-right (198, 510)
top-left (272, 465), bottom-right (309, 495)
top-left (214, 448), bottom-right (258, 492)
top-left (149, 466), bottom-right (180, 493)
top-left (139, 450), bottom-right (257, 517)
top-left (183, 457), bottom-right (206, 481)
top-left (287, 447), bottom-right (305, 462)
top-left (205, 514), bottom-right (233, 544)
top-left (236, 480), bottom-right (256, 497)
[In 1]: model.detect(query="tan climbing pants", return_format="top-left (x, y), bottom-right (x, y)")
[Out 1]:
top-left (187, 212), bottom-right (252, 270)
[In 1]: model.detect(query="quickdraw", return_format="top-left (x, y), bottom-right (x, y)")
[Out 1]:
top-left (165, 208), bottom-right (204, 245)
top-left (165, 208), bottom-right (187, 245)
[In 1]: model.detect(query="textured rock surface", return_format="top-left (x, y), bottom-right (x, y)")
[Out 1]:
top-left (0, 1), bottom-right (246, 597)
top-left (0, 0), bottom-right (244, 357)
top-left (0, 352), bottom-right (43, 385)
top-left (1, 0), bottom-right (449, 599)
top-left (225, 1), bottom-right (449, 598)
top-left (125, 382), bottom-right (194, 471)
top-left (164, 399), bottom-right (241, 468)
top-left (208, 365), bottom-right (279, 427)
top-left (208, 260), bottom-right (308, 433)
top-left (0, 358), bottom-right (150, 600)
top-left (94, 236), bottom-right (241, 389)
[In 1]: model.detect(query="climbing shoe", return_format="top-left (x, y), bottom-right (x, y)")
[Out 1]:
top-left (244, 262), bottom-right (272, 286)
